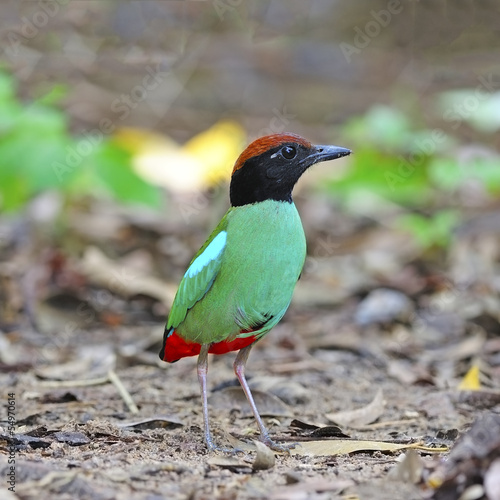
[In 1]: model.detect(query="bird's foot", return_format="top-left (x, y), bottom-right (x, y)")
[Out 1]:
top-left (206, 437), bottom-right (243, 454)
top-left (259, 434), bottom-right (298, 454)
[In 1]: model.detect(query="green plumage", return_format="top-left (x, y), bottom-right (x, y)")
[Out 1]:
top-left (167, 199), bottom-right (306, 345)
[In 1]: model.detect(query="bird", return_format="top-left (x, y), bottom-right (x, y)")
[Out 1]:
top-left (159, 133), bottom-right (351, 451)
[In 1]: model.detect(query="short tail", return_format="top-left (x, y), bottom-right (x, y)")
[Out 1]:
top-left (159, 327), bottom-right (201, 363)
top-left (158, 327), bottom-right (172, 362)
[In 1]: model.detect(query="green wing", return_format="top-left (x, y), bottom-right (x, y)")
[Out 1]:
top-left (234, 301), bottom-right (292, 340)
top-left (166, 213), bottom-right (230, 330)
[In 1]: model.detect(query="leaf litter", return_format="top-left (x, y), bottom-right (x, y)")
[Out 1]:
top-left (1, 194), bottom-right (499, 500)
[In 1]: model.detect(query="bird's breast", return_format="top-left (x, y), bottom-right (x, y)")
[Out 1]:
top-left (226, 200), bottom-right (306, 268)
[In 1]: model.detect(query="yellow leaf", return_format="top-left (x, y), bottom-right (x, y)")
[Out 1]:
top-left (184, 120), bottom-right (246, 187)
top-left (458, 363), bottom-right (481, 391)
top-left (289, 439), bottom-right (448, 457)
top-left (113, 127), bottom-right (203, 191)
top-left (113, 122), bottom-right (246, 192)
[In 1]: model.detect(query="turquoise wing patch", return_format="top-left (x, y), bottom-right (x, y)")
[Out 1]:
top-left (167, 229), bottom-right (227, 329)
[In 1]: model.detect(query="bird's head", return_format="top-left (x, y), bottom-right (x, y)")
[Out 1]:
top-left (230, 133), bottom-right (351, 206)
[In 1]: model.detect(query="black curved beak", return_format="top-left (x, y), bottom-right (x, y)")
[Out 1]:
top-left (300, 144), bottom-right (351, 169)
top-left (311, 144), bottom-right (352, 163)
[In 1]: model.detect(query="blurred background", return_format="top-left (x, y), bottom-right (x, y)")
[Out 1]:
top-left (1, 1), bottom-right (500, 497)
top-left (2, 0), bottom-right (500, 368)
top-left (1, 0), bottom-right (500, 374)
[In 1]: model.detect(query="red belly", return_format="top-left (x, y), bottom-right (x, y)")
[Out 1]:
top-left (162, 330), bottom-right (257, 363)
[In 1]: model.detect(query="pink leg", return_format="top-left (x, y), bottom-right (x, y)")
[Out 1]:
top-left (197, 345), bottom-right (236, 452)
top-left (234, 344), bottom-right (294, 451)
top-left (197, 344), bottom-right (217, 450)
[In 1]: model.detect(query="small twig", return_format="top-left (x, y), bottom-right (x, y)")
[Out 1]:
top-left (107, 369), bottom-right (139, 414)
top-left (38, 376), bottom-right (110, 388)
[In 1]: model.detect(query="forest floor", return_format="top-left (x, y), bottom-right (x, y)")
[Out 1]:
top-left (1, 193), bottom-right (500, 500)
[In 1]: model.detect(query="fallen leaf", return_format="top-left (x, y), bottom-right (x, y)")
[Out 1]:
top-left (423, 332), bottom-right (486, 363)
top-left (389, 449), bottom-right (424, 483)
top-left (453, 389), bottom-right (500, 409)
top-left (184, 120), bottom-right (246, 187)
top-left (326, 389), bottom-right (385, 428)
top-left (290, 419), bottom-right (349, 438)
top-left (1, 433), bottom-right (51, 449)
top-left (387, 359), bottom-right (435, 386)
top-left (252, 441), bottom-right (276, 471)
top-left (206, 456), bottom-right (250, 471)
top-left (79, 246), bottom-right (176, 305)
top-left (290, 439), bottom-right (447, 457)
top-left (458, 363), bottom-right (481, 390)
top-left (114, 121), bottom-right (245, 192)
top-left (39, 391), bottom-right (80, 404)
top-left (53, 431), bottom-right (90, 446)
top-left (117, 416), bottom-right (183, 430)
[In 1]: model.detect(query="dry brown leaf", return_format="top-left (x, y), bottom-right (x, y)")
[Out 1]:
top-left (326, 389), bottom-right (385, 428)
top-left (79, 247), bottom-right (176, 305)
top-left (422, 332), bottom-right (486, 363)
top-left (117, 416), bottom-right (183, 430)
top-left (206, 456), bottom-right (249, 470)
top-left (452, 389), bottom-right (500, 409)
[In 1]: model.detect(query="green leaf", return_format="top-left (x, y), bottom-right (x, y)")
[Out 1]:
top-left (36, 83), bottom-right (68, 106)
top-left (397, 210), bottom-right (459, 249)
top-left (429, 156), bottom-right (500, 193)
top-left (429, 157), bottom-right (463, 191)
top-left (324, 148), bottom-right (432, 207)
top-left (0, 71), bottom-right (15, 102)
top-left (89, 142), bottom-right (162, 208)
top-left (0, 169), bottom-right (30, 211)
top-left (470, 157), bottom-right (500, 192)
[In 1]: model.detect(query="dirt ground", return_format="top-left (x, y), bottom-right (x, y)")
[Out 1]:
top-left (1, 194), bottom-right (500, 500)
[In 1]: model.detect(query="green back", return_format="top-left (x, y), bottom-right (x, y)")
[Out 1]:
top-left (168, 200), bottom-right (306, 345)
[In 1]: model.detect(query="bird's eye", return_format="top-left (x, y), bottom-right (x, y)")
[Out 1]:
top-left (281, 146), bottom-right (297, 160)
